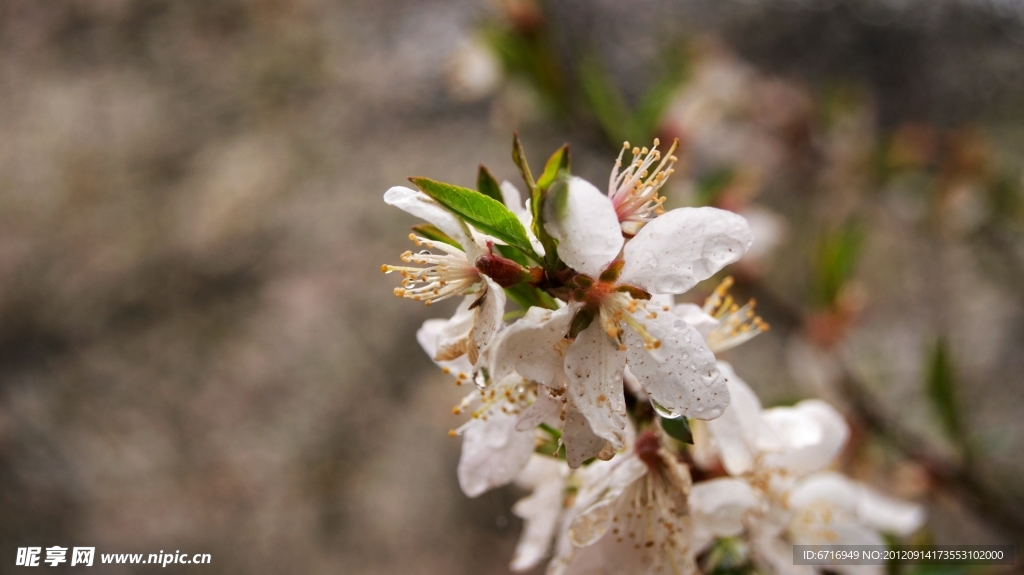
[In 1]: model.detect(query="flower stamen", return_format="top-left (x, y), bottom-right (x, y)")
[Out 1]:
top-left (382, 234), bottom-right (481, 305)
top-left (702, 276), bottom-right (769, 352)
top-left (609, 138), bottom-right (680, 225)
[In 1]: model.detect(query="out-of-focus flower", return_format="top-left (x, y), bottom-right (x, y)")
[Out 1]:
top-left (509, 455), bottom-right (568, 571)
top-left (447, 37), bottom-right (504, 102)
top-left (753, 472), bottom-right (925, 575)
top-left (698, 365), bottom-right (924, 574)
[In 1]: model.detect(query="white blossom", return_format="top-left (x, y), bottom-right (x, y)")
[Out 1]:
top-left (495, 181), bottom-right (753, 458)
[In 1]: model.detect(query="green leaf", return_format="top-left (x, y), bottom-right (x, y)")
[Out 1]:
top-left (660, 416), bottom-right (693, 444)
top-left (925, 337), bottom-right (965, 448)
top-left (410, 224), bottom-right (460, 249)
top-left (512, 132), bottom-right (536, 192)
top-left (410, 177), bottom-right (541, 261)
top-left (505, 282), bottom-right (559, 311)
top-left (536, 144), bottom-right (570, 190)
top-left (477, 165), bottom-right (504, 203)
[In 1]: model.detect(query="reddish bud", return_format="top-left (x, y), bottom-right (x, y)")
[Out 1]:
top-left (475, 254), bottom-right (533, 288)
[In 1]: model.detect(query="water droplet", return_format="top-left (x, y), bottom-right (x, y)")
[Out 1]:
top-left (682, 353), bottom-right (689, 360)
top-left (650, 398), bottom-right (679, 419)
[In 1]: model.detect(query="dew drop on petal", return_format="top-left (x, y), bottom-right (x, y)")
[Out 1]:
top-left (651, 398), bottom-right (680, 419)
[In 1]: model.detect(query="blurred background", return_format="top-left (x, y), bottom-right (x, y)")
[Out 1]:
top-left (1, 0), bottom-right (1023, 573)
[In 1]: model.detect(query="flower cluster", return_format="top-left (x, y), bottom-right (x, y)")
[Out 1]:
top-left (382, 136), bottom-right (924, 574)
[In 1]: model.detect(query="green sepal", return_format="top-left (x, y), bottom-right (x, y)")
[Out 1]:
top-left (409, 176), bottom-right (542, 262)
top-left (660, 416), bottom-right (693, 444)
top-left (615, 284), bottom-right (651, 300)
top-left (410, 224), bottom-right (461, 249)
top-left (512, 135), bottom-right (563, 272)
top-left (568, 307), bottom-right (596, 339)
top-left (536, 144), bottom-right (570, 190)
top-left (477, 164), bottom-right (504, 203)
top-left (599, 259), bottom-right (625, 283)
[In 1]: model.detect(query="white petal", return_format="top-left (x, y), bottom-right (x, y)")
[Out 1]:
top-left (619, 207), bottom-right (753, 294)
top-left (567, 456), bottom-right (647, 547)
top-left (762, 400), bottom-right (849, 476)
top-left (491, 305), bottom-right (576, 387)
top-left (563, 322), bottom-right (629, 448)
top-left (510, 456), bottom-right (566, 571)
top-left (562, 401), bottom-right (610, 469)
top-left (789, 472), bottom-right (859, 512)
top-left (855, 483), bottom-right (925, 536)
top-left (469, 277), bottom-right (506, 364)
top-left (706, 362), bottom-right (766, 476)
top-left (516, 385), bottom-right (564, 432)
top-left (623, 311), bottom-right (730, 420)
top-left (384, 185), bottom-right (484, 259)
top-left (500, 181), bottom-right (547, 257)
top-left (751, 530), bottom-right (816, 575)
top-left (416, 317), bottom-right (473, 381)
top-left (543, 176), bottom-right (624, 277)
top-left (427, 297), bottom-right (476, 360)
top-left (690, 477), bottom-right (762, 551)
top-left (457, 411), bottom-right (536, 498)
top-left (672, 302), bottom-right (719, 341)
top-left (502, 180), bottom-right (528, 218)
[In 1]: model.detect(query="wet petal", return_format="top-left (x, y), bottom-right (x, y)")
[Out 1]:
top-left (673, 302), bottom-right (719, 341)
top-left (543, 176), bottom-right (624, 277)
top-left (567, 456), bottom-right (647, 547)
top-left (563, 322), bottom-right (629, 448)
top-left (491, 305), bottom-right (576, 387)
top-left (457, 411), bottom-right (536, 498)
top-left (384, 185), bottom-right (484, 259)
top-left (562, 401), bottom-right (610, 469)
top-left (469, 277), bottom-right (506, 364)
top-left (516, 385), bottom-right (564, 432)
top-left (416, 317), bottom-right (473, 383)
top-left (619, 207), bottom-right (752, 294)
top-left (623, 311), bottom-right (730, 420)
